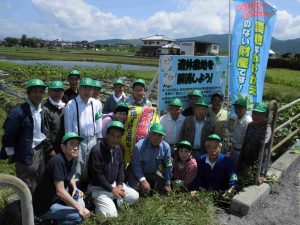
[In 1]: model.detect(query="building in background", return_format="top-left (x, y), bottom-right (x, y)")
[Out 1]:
top-left (180, 41), bottom-right (220, 56)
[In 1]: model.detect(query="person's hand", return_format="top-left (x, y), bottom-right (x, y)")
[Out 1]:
top-left (140, 180), bottom-right (151, 193)
top-left (190, 191), bottom-right (197, 197)
top-left (79, 207), bottom-right (91, 219)
top-left (222, 187), bottom-right (234, 197)
top-left (163, 185), bottom-right (172, 194)
top-left (258, 176), bottom-right (266, 185)
top-left (117, 185), bottom-right (125, 197)
top-left (112, 186), bottom-right (125, 198)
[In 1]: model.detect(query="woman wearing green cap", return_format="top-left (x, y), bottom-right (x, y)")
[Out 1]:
top-left (103, 78), bottom-right (126, 114)
top-left (172, 140), bottom-right (197, 191)
top-left (0, 79), bottom-right (53, 193)
top-left (125, 79), bottom-right (152, 107)
top-left (102, 101), bottom-right (129, 138)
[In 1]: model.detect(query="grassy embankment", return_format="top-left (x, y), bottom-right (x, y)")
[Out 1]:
top-left (0, 47), bottom-right (158, 67)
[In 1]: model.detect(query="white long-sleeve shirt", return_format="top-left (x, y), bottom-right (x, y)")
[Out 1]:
top-left (64, 95), bottom-right (102, 139)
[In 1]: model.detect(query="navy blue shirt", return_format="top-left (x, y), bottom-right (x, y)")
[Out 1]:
top-left (87, 139), bottom-right (125, 192)
top-left (193, 153), bottom-right (237, 191)
top-left (33, 153), bottom-right (74, 216)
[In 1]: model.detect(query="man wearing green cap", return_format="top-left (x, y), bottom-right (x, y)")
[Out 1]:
top-left (208, 92), bottom-right (228, 139)
top-left (62, 69), bottom-right (80, 104)
top-left (1, 79), bottom-right (52, 192)
top-left (230, 98), bottom-right (252, 168)
top-left (125, 78), bottom-right (152, 107)
top-left (103, 78), bottom-right (126, 114)
top-left (179, 99), bottom-right (215, 159)
top-left (238, 102), bottom-right (269, 184)
top-left (64, 77), bottom-right (103, 180)
top-left (33, 132), bottom-right (90, 224)
top-left (43, 80), bottom-right (66, 157)
top-left (127, 123), bottom-right (173, 194)
top-left (160, 98), bottom-right (185, 156)
top-left (182, 89), bottom-right (203, 117)
top-left (87, 121), bottom-right (139, 217)
top-left (102, 101), bottom-right (129, 138)
top-left (172, 140), bottom-right (197, 191)
top-left (92, 79), bottom-right (102, 101)
top-left (192, 134), bottom-right (237, 196)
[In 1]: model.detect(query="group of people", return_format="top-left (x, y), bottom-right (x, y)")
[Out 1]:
top-left (0, 69), bottom-right (270, 225)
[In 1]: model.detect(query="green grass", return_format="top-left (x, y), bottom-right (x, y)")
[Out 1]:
top-left (83, 193), bottom-right (215, 225)
top-left (0, 47), bottom-right (158, 67)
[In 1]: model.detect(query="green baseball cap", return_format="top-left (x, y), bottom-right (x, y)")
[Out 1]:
top-left (233, 99), bottom-right (247, 108)
top-left (188, 89), bottom-right (203, 97)
top-left (80, 78), bottom-right (94, 87)
top-left (114, 78), bottom-right (124, 86)
top-left (68, 69), bottom-right (81, 77)
top-left (252, 102), bottom-right (268, 113)
top-left (115, 101), bottom-right (129, 111)
top-left (177, 140), bottom-right (192, 151)
top-left (133, 79), bottom-right (145, 87)
top-left (48, 80), bottom-right (64, 90)
top-left (107, 120), bottom-right (125, 131)
top-left (150, 123), bottom-right (166, 136)
top-left (195, 99), bottom-right (209, 107)
top-left (93, 80), bottom-right (102, 89)
top-left (169, 98), bottom-right (182, 107)
top-left (27, 79), bottom-right (46, 89)
top-left (206, 134), bottom-right (222, 142)
top-left (62, 132), bottom-right (84, 144)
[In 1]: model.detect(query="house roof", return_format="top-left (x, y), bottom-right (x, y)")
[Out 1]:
top-left (141, 34), bottom-right (175, 41)
top-left (180, 40), bottom-right (220, 45)
top-left (161, 43), bottom-right (180, 49)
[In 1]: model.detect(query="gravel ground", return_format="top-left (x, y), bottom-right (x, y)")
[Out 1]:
top-left (216, 160), bottom-right (300, 225)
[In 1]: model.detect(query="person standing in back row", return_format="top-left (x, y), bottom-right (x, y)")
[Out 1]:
top-left (64, 78), bottom-right (103, 180)
top-left (125, 79), bottom-right (152, 107)
top-left (43, 80), bottom-right (66, 158)
top-left (62, 69), bottom-right (80, 104)
top-left (103, 78), bottom-right (126, 114)
top-left (1, 79), bottom-right (52, 193)
top-left (208, 93), bottom-right (228, 139)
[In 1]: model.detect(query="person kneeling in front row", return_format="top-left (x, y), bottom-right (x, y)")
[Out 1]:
top-left (87, 121), bottom-right (139, 218)
top-left (33, 132), bottom-right (90, 225)
top-left (191, 134), bottom-right (237, 197)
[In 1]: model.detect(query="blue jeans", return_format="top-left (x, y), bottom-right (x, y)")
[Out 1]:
top-left (40, 201), bottom-right (84, 225)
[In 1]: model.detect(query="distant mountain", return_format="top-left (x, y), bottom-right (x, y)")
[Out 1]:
top-left (93, 35), bottom-right (300, 54)
top-left (93, 39), bottom-right (141, 46)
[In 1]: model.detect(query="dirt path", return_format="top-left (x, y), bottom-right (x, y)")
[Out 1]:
top-left (216, 160), bottom-right (300, 225)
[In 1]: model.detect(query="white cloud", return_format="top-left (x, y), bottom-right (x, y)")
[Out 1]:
top-left (1, 0), bottom-right (299, 41)
top-left (273, 10), bottom-right (300, 40)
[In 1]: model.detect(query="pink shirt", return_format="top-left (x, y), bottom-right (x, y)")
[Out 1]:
top-left (172, 155), bottom-right (198, 188)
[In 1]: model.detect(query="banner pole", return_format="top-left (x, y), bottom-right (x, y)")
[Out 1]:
top-left (227, 0), bottom-right (232, 109)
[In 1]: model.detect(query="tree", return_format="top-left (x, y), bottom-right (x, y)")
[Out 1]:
top-left (21, 34), bottom-right (27, 47)
top-left (4, 37), bottom-right (18, 47)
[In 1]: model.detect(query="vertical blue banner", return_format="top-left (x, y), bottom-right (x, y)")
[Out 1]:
top-left (230, 0), bottom-right (277, 105)
top-left (158, 55), bottom-right (228, 111)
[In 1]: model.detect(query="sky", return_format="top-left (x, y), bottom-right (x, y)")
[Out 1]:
top-left (0, 0), bottom-right (299, 41)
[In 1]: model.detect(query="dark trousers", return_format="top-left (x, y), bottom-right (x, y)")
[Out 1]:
top-left (125, 165), bottom-right (164, 193)
top-left (15, 144), bottom-right (46, 193)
